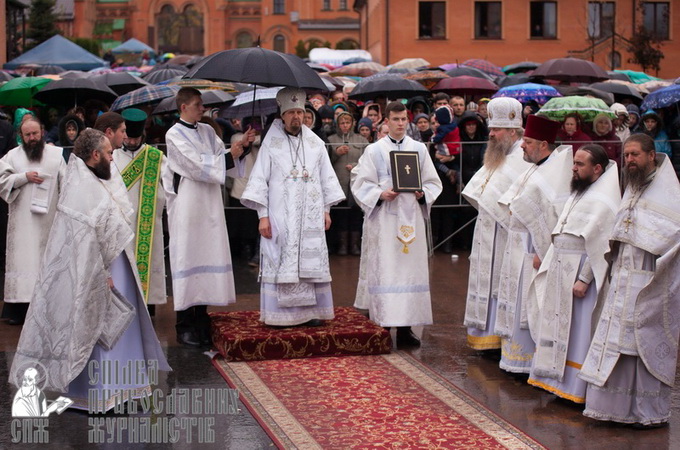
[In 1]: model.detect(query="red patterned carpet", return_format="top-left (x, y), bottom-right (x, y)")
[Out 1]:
top-left (214, 352), bottom-right (546, 449)
top-left (210, 307), bottom-right (392, 361)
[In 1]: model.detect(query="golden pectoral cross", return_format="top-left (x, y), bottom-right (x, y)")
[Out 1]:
top-left (404, 164), bottom-right (411, 175)
top-left (624, 217), bottom-right (633, 233)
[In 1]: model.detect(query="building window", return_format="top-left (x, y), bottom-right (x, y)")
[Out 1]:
top-left (273, 0), bottom-right (285, 15)
top-left (588, 2), bottom-right (615, 39)
top-left (530, 2), bottom-right (556, 38)
top-left (322, 0), bottom-right (331, 11)
top-left (339, 0), bottom-right (348, 10)
top-left (419, 2), bottom-right (446, 39)
top-left (475, 2), bottom-right (501, 39)
top-left (273, 34), bottom-right (285, 53)
top-left (643, 2), bottom-right (670, 40)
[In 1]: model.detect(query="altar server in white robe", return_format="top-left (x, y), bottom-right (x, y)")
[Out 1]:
top-left (496, 114), bottom-right (572, 373)
top-left (462, 97), bottom-right (530, 351)
top-left (0, 117), bottom-right (65, 325)
top-left (579, 134), bottom-right (680, 427)
top-left (241, 87), bottom-right (345, 327)
top-left (527, 144), bottom-right (620, 403)
top-left (164, 87), bottom-right (250, 347)
top-left (10, 129), bottom-right (170, 412)
top-left (113, 108), bottom-right (168, 307)
top-left (351, 101), bottom-right (442, 348)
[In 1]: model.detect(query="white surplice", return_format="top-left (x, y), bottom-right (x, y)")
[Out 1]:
top-left (241, 120), bottom-right (345, 326)
top-left (164, 122), bottom-right (243, 311)
top-left (113, 146), bottom-right (169, 305)
top-left (351, 135), bottom-right (442, 327)
top-left (0, 144), bottom-right (65, 303)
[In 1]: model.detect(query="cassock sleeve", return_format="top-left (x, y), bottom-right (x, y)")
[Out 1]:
top-left (165, 127), bottom-right (226, 185)
top-left (0, 153), bottom-right (29, 203)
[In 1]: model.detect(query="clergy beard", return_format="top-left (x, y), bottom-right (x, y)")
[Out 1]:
top-left (623, 163), bottom-right (649, 189)
top-left (23, 139), bottom-right (45, 163)
top-left (483, 134), bottom-right (513, 171)
top-left (91, 158), bottom-right (112, 180)
top-left (286, 123), bottom-right (301, 135)
top-left (570, 175), bottom-right (593, 194)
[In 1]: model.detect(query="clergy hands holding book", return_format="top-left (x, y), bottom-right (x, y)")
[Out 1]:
top-left (26, 171), bottom-right (44, 184)
top-left (380, 189), bottom-right (399, 202)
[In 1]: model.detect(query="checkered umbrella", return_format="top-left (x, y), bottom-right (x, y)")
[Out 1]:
top-left (462, 59), bottom-right (504, 77)
top-left (110, 84), bottom-right (180, 111)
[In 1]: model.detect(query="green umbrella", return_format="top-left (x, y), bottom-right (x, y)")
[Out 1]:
top-left (0, 77), bottom-right (50, 107)
top-left (613, 69), bottom-right (660, 84)
top-left (537, 96), bottom-right (616, 122)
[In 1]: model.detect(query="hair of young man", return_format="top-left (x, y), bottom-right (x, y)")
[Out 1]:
top-left (93, 112), bottom-right (124, 134)
top-left (73, 128), bottom-right (108, 161)
top-left (579, 143), bottom-right (610, 172)
top-left (433, 92), bottom-right (450, 103)
top-left (624, 133), bottom-right (656, 154)
top-left (384, 101), bottom-right (407, 119)
top-left (175, 87), bottom-right (202, 111)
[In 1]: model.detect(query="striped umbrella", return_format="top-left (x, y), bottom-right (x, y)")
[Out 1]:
top-left (462, 59), bottom-right (504, 77)
top-left (110, 84), bottom-right (180, 111)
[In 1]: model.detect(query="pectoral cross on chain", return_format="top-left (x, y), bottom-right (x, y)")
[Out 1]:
top-left (624, 217), bottom-right (633, 233)
top-left (404, 164), bottom-right (411, 175)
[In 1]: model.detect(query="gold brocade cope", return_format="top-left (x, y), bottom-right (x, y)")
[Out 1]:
top-left (120, 145), bottom-right (162, 303)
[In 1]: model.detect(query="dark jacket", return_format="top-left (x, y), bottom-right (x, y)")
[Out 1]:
top-left (458, 111), bottom-right (488, 184)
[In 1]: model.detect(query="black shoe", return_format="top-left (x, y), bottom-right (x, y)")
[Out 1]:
top-left (177, 331), bottom-right (202, 348)
top-left (396, 327), bottom-right (421, 348)
top-left (303, 319), bottom-right (324, 327)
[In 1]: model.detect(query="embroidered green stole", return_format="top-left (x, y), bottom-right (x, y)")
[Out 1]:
top-left (121, 145), bottom-right (162, 303)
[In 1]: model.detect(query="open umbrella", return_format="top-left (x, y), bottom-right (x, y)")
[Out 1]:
top-left (537, 96), bottom-right (615, 122)
top-left (603, 79), bottom-right (649, 95)
top-left (431, 76), bottom-right (498, 96)
top-left (496, 73), bottom-right (534, 88)
top-left (640, 84), bottom-right (680, 110)
top-left (492, 83), bottom-right (561, 105)
top-left (60, 70), bottom-right (90, 79)
top-left (607, 71), bottom-right (631, 82)
top-left (0, 71), bottom-right (14, 82)
top-left (639, 80), bottom-right (673, 93)
top-left (390, 58), bottom-right (430, 70)
top-left (153, 89), bottom-right (234, 114)
top-left (403, 70), bottom-right (449, 89)
top-left (319, 73), bottom-right (344, 90)
top-left (144, 68), bottom-right (187, 84)
top-left (0, 77), bottom-right (50, 107)
top-left (462, 59), bottom-right (504, 77)
top-left (167, 54), bottom-right (194, 66)
top-left (554, 85), bottom-right (614, 105)
top-left (330, 61), bottom-right (385, 78)
top-left (34, 65), bottom-right (66, 75)
top-left (220, 87), bottom-right (283, 119)
top-left (166, 79), bottom-right (239, 92)
top-left (533, 58), bottom-right (608, 83)
top-left (110, 84), bottom-right (180, 111)
top-left (349, 75), bottom-right (429, 101)
top-left (34, 78), bottom-right (118, 106)
top-left (589, 81), bottom-right (644, 103)
top-left (445, 66), bottom-right (492, 80)
top-left (92, 72), bottom-right (149, 96)
top-left (613, 69), bottom-right (659, 84)
top-left (503, 62), bottom-right (540, 74)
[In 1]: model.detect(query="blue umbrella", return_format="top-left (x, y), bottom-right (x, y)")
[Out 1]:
top-left (492, 83), bottom-right (562, 106)
top-left (640, 84), bottom-right (680, 110)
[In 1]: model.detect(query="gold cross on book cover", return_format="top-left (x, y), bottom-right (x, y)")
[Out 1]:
top-left (390, 151), bottom-right (422, 192)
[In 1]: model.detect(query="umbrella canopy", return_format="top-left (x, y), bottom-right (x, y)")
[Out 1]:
top-left (186, 47), bottom-right (328, 91)
top-left (641, 84), bottom-right (680, 110)
top-left (607, 70), bottom-right (631, 82)
top-left (533, 58), bottom-right (608, 83)
top-left (403, 70), bottom-right (449, 89)
top-left (589, 81), bottom-right (644, 103)
top-left (153, 89), bottom-right (234, 114)
top-left (492, 83), bottom-right (561, 105)
top-left (33, 78), bottom-right (118, 106)
top-left (221, 87), bottom-right (283, 119)
top-left (639, 80), bottom-right (673, 93)
top-left (613, 69), bottom-right (659, 84)
top-left (110, 84), bottom-right (180, 111)
top-left (0, 71), bottom-right (14, 82)
top-left (462, 59), bottom-right (504, 77)
top-left (307, 63), bottom-right (330, 73)
top-left (390, 58), bottom-right (430, 70)
top-left (386, 67), bottom-right (416, 75)
top-left (431, 76), bottom-right (498, 96)
top-left (603, 79), bottom-right (649, 94)
top-left (503, 62), bottom-right (540, 74)
top-left (555, 85), bottom-right (614, 105)
top-left (112, 38), bottom-right (155, 56)
top-left (0, 77), bottom-right (50, 107)
top-left (537, 96), bottom-right (615, 122)
top-left (167, 55), bottom-right (195, 66)
top-left (186, 55), bottom-right (206, 68)
top-left (496, 73), bottom-right (534, 88)
top-left (319, 73), bottom-right (344, 89)
top-left (349, 75), bottom-right (429, 101)
top-left (92, 72), bottom-right (149, 95)
top-left (166, 79), bottom-right (238, 92)
top-left (445, 66), bottom-right (492, 80)
top-left (60, 70), bottom-right (90, 79)
top-left (144, 68), bottom-right (188, 84)
top-left (330, 61), bottom-right (386, 78)
top-left (33, 64), bottom-right (66, 75)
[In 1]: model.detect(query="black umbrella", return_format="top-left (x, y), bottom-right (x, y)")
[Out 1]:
top-left (349, 75), bottom-right (429, 101)
top-left (34, 65), bottom-right (66, 75)
top-left (607, 71), bottom-right (632, 82)
top-left (152, 89), bottom-right (234, 114)
top-left (589, 82), bottom-right (644, 103)
top-left (496, 73), bottom-right (536, 88)
top-left (555, 85), bottom-right (614, 105)
top-left (34, 78), bottom-right (118, 106)
top-left (502, 61), bottom-right (540, 74)
top-left (92, 72), bottom-right (150, 95)
top-left (184, 47), bottom-right (327, 91)
top-left (149, 63), bottom-right (189, 73)
top-left (144, 68), bottom-right (187, 84)
top-left (60, 70), bottom-right (90, 79)
top-left (445, 66), bottom-right (493, 80)
top-left (533, 58), bottom-right (609, 83)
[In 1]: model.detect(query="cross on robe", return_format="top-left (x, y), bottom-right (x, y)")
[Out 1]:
top-left (404, 164), bottom-right (411, 175)
top-left (624, 217), bottom-right (633, 232)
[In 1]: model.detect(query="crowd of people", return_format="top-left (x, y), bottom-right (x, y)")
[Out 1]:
top-left (1, 80), bottom-right (679, 427)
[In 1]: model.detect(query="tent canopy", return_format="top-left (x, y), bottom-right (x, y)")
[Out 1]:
top-left (112, 38), bottom-right (156, 56)
top-left (3, 35), bottom-right (106, 71)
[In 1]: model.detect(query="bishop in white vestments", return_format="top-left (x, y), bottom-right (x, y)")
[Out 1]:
top-left (0, 118), bottom-right (65, 325)
top-left (579, 134), bottom-right (680, 426)
top-left (241, 88), bottom-right (345, 327)
top-left (351, 102), bottom-right (442, 348)
top-left (462, 97), bottom-right (531, 351)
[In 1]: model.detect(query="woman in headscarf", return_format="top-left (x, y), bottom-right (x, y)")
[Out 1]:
top-left (610, 103), bottom-right (631, 143)
top-left (56, 114), bottom-right (86, 162)
top-left (588, 113), bottom-right (622, 167)
top-left (556, 112), bottom-right (591, 152)
top-left (638, 110), bottom-right (671, 156)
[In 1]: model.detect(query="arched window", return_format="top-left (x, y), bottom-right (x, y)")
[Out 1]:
top-left (236, 32), bottom-right (254, 48)
top-left (273, 34), bottom-right (286, 53)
